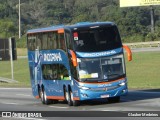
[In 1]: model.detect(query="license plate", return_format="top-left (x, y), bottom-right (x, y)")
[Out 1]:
top-left (101, 94), bottom-right (109, 98)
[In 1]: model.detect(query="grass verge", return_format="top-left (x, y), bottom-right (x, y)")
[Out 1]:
top-left (126, 51), bottom-right (160, 89)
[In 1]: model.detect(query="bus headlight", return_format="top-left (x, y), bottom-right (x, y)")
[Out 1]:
top-left (119, 82), bottom-right (126, 86)
top-left (78, 86), bottom-right (90, 90)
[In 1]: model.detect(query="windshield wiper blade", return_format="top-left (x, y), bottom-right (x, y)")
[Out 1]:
top-left (107, 74), bottom-right (119, 76)
top-left (98, 79), bottom-right (108, 82)
top-left (83, 79), bottom-right (89, 82)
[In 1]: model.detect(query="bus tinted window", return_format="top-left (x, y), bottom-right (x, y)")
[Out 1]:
top-left (42, 33), bottom-right (48, 49)
top-left (27, 35), bottom-right (36, 51)
top-left (48, 32), bottom-right (58, 49)
top-left (27, 32), bottom-right (65, 50)
top-left (65, 31), bottom-right (73, 49)
top-left (59, 33), bottom-right (66, 51)
top-left (73, 26), bottom-right (122, 52)
top-left (42, 64), bottom-right (69, 80)
top-left (37, 34), bottom-right (42, 49)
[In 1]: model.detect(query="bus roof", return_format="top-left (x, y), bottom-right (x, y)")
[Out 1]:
top-left (27, 22), bottom-right (115, 34)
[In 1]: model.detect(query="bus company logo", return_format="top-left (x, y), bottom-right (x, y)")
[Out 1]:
top-left (44, 52), bottom-right (62, 62)
top-left (84, 50), bottom-right (116, 57)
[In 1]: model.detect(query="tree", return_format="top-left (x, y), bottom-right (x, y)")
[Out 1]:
top-left (0, 19), bottom-right (17, 38)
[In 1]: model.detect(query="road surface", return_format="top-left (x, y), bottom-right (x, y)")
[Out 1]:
top-left (0, 88), bottom-right (160, 120)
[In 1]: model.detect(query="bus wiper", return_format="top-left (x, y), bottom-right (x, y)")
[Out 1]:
top-left (107, 74), bottom-right (119, 76)
top-left (107, 74), bottom-right (125, 80)
top-left (83, 79), bottom-right (89, 82)
top-left (98, 79), bottom-right (108, 82)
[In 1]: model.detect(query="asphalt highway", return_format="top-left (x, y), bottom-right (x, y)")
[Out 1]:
top-left (0, 88), bottom-right (160, 120)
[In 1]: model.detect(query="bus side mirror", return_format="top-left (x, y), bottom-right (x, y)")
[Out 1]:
top-left (70, 50), bottom-right (78, 67)
top-left (123, 45), bottom-right (132, 61)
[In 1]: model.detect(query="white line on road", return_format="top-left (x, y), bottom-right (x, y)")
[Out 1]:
top-left (1, 102), bottom-right (19, 105)
top-left (49, 106), bottom-right (69, 109)
top-left (16, 94), bottom-right (31, 97)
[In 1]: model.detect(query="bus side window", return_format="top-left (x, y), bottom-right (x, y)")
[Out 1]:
top-left (27, 37), bottom-right (31, 50)
top-left (58, 64), bottom-right (69, 80)
top-left (49, 32), bottom-right (59, 49)
top-left (53, 32), bottom-right (58, 49)
top-left (42, 33), bottom-right (48, 50)
top-left (42, 64), bottom-right (58, 80)
top-left (28, 35), bottom-right (36, 51)
top-left (58, 33), bottom-right (66, 51)
top-left (65, 31), bottom-right (72, 49)
top-left (42, 64), bottom-right (69, 80)
top-left (37, 34), bottom-right (42, 50)
top-left (32, 38), bottom-right (36, 50)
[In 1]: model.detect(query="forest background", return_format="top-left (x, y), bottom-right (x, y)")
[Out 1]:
top-left (0, 0), bottom-right (160, 48)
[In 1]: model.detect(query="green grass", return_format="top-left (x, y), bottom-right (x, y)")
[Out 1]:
top-left (0, 59), bottom-right (30, 87)
top-left (126, 51), bottom-right (160, 89)
top-left (0, 52), bottom-right (160, 89)
top-left (17, 48), bottom-right (27, 56)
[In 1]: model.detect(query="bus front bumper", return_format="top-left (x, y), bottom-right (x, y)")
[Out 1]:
top-left (78, 85), bottom-right (128, 101)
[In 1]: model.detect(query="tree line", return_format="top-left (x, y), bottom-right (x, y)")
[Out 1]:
top-left (0, 0), bottom-right (160, 47)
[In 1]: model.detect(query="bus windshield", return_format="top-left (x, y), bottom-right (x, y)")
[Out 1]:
top-left (73, 26), bottom-right (122, 52)
top-left (78, 54), bottom-right (125, 82)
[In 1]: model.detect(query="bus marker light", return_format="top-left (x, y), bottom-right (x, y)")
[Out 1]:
top-left (70, 50), bottom-right (78, 67)
top-left (58, 29), bottom-right (64, 33)
top-left (123, 45), bottom-right (132, 61)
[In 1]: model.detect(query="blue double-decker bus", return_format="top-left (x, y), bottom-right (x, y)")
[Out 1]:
top-left (27, 22), bottom-right (132, 106)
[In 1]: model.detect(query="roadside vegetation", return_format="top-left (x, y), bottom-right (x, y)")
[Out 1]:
top-left (0, 0), bottom-right (160, 45)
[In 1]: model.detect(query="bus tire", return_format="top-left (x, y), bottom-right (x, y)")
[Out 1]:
top-left (38, 86), bottom-right (41, 98)
top-left (70, 91), bottom-right (80, 106)
top-left (67, 90), bottom-right (73, 106)
top-left (64, 88), bottom-right (69, 102)
top-left (43, 88), bottom-right (52, 105)
top-left (40, 88), bottom-right (45, 104)
top-left (108, 96), bottom-right (120, 103)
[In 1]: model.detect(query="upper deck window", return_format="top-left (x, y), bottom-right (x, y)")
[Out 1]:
top-left (73, 26), bottom-right (122, 52)
top-left (27, 31), bottom-right (66, 51)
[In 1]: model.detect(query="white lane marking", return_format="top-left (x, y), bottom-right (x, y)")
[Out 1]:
top-left (49, 106), bottom-right (69, 109)
top-left (16, 94), bottom-right (31, 97)
top-left (1, 102), bottom-right (19, 105)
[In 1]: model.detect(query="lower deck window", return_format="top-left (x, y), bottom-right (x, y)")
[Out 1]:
top-left (42, 64), bottom-right (69, 80)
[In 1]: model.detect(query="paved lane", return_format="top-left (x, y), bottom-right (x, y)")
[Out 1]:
top-left (0, 88), bottom-right (160, 120)
top-left (0, 88), bottom-right (160, 111)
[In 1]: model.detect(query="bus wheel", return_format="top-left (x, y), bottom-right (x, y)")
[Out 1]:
top-left (65, 89), bottom-right (69, 102)
top-left (40, 88), bottom-right (45, 104)
top-left (108, 96), bottom-right (120, 103)
top-left (43, 88), bottom-right (52, 105)
top-left (70, 91), bottom-right (80, 106)
top-left (67, 90), bottom-right (73, 106)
